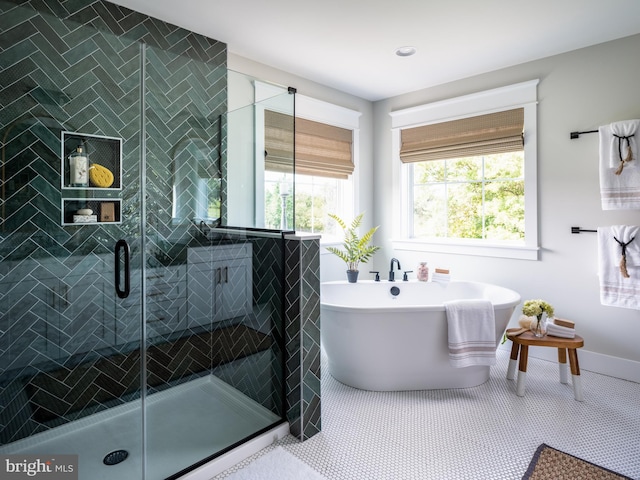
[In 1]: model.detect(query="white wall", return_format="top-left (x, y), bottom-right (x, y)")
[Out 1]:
top-left (373, 34), bottom-right (640, 367)
top-left (230, 35), bottom-right (640, 374)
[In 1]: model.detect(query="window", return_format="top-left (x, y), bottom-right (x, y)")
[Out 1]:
top-left (402, 108), bottom-right (525, 241)
top-left (264, 171), bottom-right (352, 237)
top-left (409, 151), bottom-right (524, 240)
top-left (262, 95), bottom-right (360, 240)
top-left (391, 80), bottom-right (539, 260)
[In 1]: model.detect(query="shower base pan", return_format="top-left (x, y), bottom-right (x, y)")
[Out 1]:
top-left (1, 375), bottom-right (282, 480)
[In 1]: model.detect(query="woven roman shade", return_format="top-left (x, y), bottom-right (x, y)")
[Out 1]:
top-left (400, 108), bottom-right (524, 163)
top-left (265, 110), bottom-right (354, 179)
top-left (264, 110), bottom-right (295, 173)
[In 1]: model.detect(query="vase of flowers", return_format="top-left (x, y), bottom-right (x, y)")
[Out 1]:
top-left (522, 299), bottom-right (554, 337)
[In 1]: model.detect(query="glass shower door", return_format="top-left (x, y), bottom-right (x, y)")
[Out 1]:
top-left (0, 5), bottom-right (145, 478)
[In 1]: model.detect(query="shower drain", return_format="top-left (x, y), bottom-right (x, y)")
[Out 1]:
top-left (103, 449), bottom-right (129, 466)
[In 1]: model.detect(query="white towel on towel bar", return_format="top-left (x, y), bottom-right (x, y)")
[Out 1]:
top-left (444, 299), bottom-right (496, 368)
top-left (598, 225), bottom-right (640, 310)
top-left (599, 123), bottom-right (640, 210)
top-left (623, 226), bottom-right (640, 267)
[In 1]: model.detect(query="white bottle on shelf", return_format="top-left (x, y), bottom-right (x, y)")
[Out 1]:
top-left (68, 146), bottom-right (88, 187)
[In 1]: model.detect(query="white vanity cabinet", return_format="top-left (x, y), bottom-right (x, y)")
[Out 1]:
top-left (144, 265), bottom-right (188, 338)
top-left (115, 264), bottom-right (187, 344)
top-left (187, 244), bottom-right (253, 327)
top-left (0, 255), bottom-right (117, 370)
top-left (41, 255), bottom-right (116, 357)
top-left (60, 270), bottom-right (115, 354)
top-left (0, 273), bottom-right (58, 371)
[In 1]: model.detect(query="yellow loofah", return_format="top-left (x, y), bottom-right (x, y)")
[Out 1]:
top-left (89, 163), bottom-right (114, 188)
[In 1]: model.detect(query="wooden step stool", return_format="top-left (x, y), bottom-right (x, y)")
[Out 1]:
top-left (505, 329), bottom-right (584, 401)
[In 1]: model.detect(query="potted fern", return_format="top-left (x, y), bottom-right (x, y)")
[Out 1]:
top-left (326, 213), bottom-right (380, 283)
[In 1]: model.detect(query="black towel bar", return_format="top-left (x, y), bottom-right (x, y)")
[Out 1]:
top-left (570, 129), bottom-right (598, 139)
top-left (571, 227), bottom-right (597, 234)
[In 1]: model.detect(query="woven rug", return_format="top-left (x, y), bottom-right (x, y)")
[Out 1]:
top-left (523, 444), bottom-right (632, 479)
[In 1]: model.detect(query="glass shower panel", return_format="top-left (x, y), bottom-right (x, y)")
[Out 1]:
top-left (142, 42), bottom-right (224, 478)
top-left (145, 226), bottom-right (287, 479)
top-left (0, 3), bottom-right (144, 478)
top-left (143, 47), bottom-right (286, 479)
top-left (224, 74), bottom-right (295, 229)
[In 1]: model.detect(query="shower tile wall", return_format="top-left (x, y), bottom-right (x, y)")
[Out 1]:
top-left (284, 235), bottom-right (321, 441)
top-left (0, 0), bottom-right (234, 445)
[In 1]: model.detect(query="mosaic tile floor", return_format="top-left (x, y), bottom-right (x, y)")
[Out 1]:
top-left (211, 348), bottom-right (640, 480)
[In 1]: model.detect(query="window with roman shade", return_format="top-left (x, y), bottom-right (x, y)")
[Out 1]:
top-left (399, 108), bottom-right (524, 164)
top-left (264, 110), bottom-right (354, 179)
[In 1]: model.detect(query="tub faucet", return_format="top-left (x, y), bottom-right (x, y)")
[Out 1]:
top-left (389, 258), bottom-right (401, 281)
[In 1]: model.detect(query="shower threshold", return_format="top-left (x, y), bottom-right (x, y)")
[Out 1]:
top-left (1, 375), bottom-right (281, 480)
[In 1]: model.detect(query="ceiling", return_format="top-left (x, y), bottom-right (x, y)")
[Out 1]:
top-left (110, 0), bottom-right (640, 101)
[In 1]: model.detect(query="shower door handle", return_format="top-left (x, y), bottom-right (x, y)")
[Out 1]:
top-left (115, 239), bottom-right (131, 299)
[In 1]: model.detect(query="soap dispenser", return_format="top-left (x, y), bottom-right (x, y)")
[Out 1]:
top-left (68, 146), bottom-right (88, 187)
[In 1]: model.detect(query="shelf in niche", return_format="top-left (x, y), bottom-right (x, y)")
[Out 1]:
top-left (62, 198), bottom-right (122, 225)
top-left (61, 131), bottom-right (122, 191)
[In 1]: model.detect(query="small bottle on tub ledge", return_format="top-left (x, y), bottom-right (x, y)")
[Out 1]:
top-left (417, 262), bottom-right (429, 281)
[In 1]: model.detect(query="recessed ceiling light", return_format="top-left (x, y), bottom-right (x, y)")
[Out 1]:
top-left (395, 46), bottom-right (417, 57)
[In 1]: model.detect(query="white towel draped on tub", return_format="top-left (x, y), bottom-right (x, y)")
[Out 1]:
top-left (598, 225), bottom-right (640, 310)
top-left (599, 120), bottom-right (640, 210)
top-left (444, 299), bottom-right (496, 368)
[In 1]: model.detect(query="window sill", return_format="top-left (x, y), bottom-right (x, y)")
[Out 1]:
top-left (392, 238), bottom-right (539, 260)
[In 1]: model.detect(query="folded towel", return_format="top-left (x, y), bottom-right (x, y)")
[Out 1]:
top-left (598, 225), bottom-right (640, 310)
top-left (599, 123), bottom-right (640, 210)
top-left (432, 272), bottom-right (451, 283)
top-left (608, 120), bottom-right (639, 169)
top-left (444, 299), bottom-right (496, 368)
top-left (546, 322), bottom-right (576, 339)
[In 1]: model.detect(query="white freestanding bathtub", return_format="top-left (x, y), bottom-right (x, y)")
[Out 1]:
top-left (320, 280), bottom-right (521, 391)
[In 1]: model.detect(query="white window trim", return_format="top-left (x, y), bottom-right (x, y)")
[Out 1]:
top-left (296, 95), bottom-right (361, 246)
top-left (390, 80), bottom-right (540, 260)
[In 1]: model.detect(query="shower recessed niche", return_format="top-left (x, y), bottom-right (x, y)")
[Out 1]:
top-left (61, 131), bottom-right (123, 225)
top-left (61, 198), bottom-right (122, 225)
top-left (61, 131), bottom-right (122, 190)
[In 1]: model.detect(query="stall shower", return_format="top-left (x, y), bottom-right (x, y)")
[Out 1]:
top-left (0, 1), bottom-right (307, 478)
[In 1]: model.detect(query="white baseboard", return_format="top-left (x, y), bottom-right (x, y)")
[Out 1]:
top-left (498, 344), bottom-right (640, 383)
top-left (179, 422), bottom-right (290, 480)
